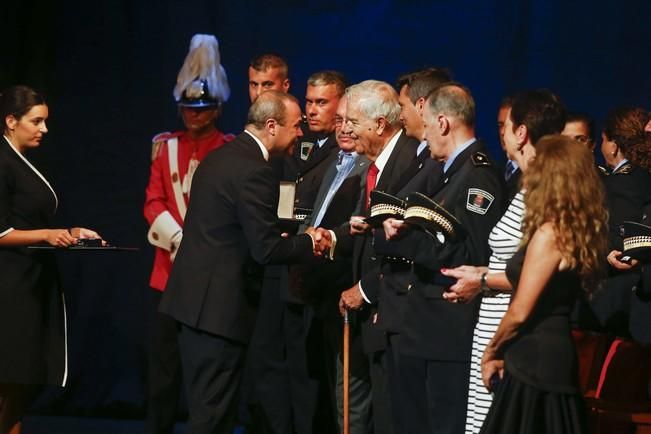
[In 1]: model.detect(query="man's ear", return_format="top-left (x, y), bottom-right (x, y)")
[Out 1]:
top-left (515, 124), bottom-right (528, 149)
top-left (282, 79), bottom-right (290, 93)
top-left (438, 114), bottom-right (450, 135)
top-left (266, 118), bottom-right (278, 136)
top-left (376, 117), bottom-right (387, 136)
top-left (415, 97), bottom-right (426, 115)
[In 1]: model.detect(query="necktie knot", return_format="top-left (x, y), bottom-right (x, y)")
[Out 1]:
top-left (365, 163), bottom-right (379, 212)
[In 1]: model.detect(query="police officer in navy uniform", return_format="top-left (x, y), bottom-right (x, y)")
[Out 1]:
top-left (364, 83), bottom-right (505, 434)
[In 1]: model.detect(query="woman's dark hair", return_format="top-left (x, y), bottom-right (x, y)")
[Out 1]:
top-left (603, 106), bottom-right (651, 170)
top-left (510, 89), bottom-right (567, 145)
top-left (1, 85), bottom-right (46, 128)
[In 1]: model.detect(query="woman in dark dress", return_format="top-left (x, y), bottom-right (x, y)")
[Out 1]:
top-left (0, 86), bottom-right (101, 432)
top-left (480, 135), bottom-right (608, 434)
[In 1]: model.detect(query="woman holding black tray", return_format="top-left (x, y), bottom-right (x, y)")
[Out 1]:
top-left (0, 85), bottom-right (101, 431)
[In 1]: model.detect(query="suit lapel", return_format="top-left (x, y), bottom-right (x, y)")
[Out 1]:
top-left (376, 131), bottom-right (418, 194)
top-left (309, 158), bottom-right (340, 222)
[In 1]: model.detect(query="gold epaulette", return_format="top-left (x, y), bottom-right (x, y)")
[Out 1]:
top-left (612, 162), bottom-right (633, 175)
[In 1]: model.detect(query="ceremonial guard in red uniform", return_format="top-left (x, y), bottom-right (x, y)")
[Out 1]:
top-left (142, 34), bottom-right (233, 434)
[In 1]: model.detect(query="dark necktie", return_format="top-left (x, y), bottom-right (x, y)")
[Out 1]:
top-left (365, 162), bottom-right (379, 211)
top-left (505, 160), bottom-right (515, 181)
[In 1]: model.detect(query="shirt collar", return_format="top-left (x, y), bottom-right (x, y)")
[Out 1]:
top-left (443, 137), bottom-right (476, 173)
top-left (416, 140), bottom-right (428, 156)
top-left (612, 158), bottom-right (629, 173)
top-left (244, 130), bottom-right (270, 161)
top-left (374, 129), bottom-right (403, 172)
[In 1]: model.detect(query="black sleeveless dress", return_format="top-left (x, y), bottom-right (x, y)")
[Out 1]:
top-left (480, 246), bottom-right (587, 434)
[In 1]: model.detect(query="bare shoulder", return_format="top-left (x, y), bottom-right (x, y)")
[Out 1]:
top-left (532, 222), bottom-right (557, 245)
top-left (529, 222), bottom-right (564, 266)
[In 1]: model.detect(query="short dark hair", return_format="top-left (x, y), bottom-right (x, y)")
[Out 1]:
top-left (249, 53), bottom-right (288, 79)
top-left (247, 90), bottom-right (299, 129)
top-left (510, 89), bottom-right (566, 144)
top-left (566, 112), bottom-right (594, 138)
top-left (395, 67), bottom-right (452, 104)
top-left (307, 70), bottom-right (347, 97)
top-left (425, 82), bottom-right (475, 128)
top-left (1, 85), bottom-right (46, 131)
top-left (499, 94), bottom-right (514, 109)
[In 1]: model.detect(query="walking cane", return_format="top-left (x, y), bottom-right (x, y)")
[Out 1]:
top-left (343, 309), bottom-right (350, 434)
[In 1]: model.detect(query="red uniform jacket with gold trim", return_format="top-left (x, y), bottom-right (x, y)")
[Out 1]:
top-left (144, 129), bottom-right (234, 290)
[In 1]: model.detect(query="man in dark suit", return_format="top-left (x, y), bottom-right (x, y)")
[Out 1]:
top-left (245, 72), bottom-right (346, 434)
top-left (159, 90), bottom-right (330, 434)
top-left (338, 68), bottom-right (450, 432)
top-left (327, 80), bottom-right (420, 434)
top-left (374, 84), bottom-right (505, 434)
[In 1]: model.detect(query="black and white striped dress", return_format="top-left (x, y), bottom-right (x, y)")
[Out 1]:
top-left (465, 190), bottom-right (525, 433)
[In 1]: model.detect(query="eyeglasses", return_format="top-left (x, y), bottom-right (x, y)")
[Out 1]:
top-left (573, 135), bottom-right (593, 145)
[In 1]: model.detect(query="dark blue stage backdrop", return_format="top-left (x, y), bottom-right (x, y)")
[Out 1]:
top-left (2, 0), bottom-right (650, 417)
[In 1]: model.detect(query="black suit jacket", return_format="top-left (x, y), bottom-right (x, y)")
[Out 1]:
top-left (330, 130), bottom-right (419, 353)
top-left (289, 153), bottom-right (368, 310)
top-left (367, 156), bottom-right (444, 335)
top-left (160, 132), bottom-right (314, 343)
top-left (351, 131), bottom-right (419, 283)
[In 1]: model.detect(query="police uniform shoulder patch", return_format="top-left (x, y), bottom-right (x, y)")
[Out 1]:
top-left (300, 141), bottom-right (315, 161)
top-left (471, 152), bottom-right (491, 167)
top-left (467, 188), bottom-right (495, 215)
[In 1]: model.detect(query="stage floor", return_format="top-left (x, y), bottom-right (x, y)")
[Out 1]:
top-left (22, 416), bottom-right (187, 434)
top-left (21, 415), bottom-right (250, 433)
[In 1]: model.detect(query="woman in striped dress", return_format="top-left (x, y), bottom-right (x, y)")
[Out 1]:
top-left (441, 89), bottom-right (566, 433)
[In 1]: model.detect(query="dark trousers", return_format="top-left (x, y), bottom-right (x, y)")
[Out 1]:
top-left (385, 334), bottom-right (404, 433)
top-left (244, 277), bottom-right (292, 434)
top-left (397, 353), bottom-right (469, 434)
top-left (245, 293), bottom-right (321, 434)
top-left (368, 350), bottom-right (394, 434)
top-left (146, 289), bottom-right (183, 434)
top-left (177, 324), bottom-right (245, 434)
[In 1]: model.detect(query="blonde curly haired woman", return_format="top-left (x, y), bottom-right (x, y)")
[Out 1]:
top-left (480, 135), bottom-right (608, 434)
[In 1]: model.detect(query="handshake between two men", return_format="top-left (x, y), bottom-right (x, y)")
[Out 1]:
top-left (304, 226), bottom-right (335, 257)
top-left (303, 214), bottom-right (372, 259)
